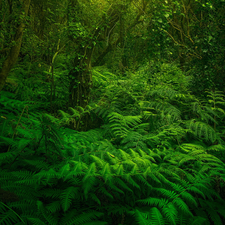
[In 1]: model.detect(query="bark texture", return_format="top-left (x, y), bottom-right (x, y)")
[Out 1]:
top-left (0, 0), bottom-right (31, 92)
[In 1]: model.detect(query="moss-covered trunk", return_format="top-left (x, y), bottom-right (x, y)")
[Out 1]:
top-left (0, 0), bottom-right (31, 92)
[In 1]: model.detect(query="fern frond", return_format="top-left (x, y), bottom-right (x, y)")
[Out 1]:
top-left (119, 149), bottom-right (132, 161)
top-left (206, 144), bottom-right (225, 152)
top-left (123, 135), bottom-right (149, 152)
top-left (162, 203), bottom-right (177, 225)
top-left (58, 110), bottom-right (72, 120)
top-left (60, 209), bottom-right (104, 225)
top-left (188, 216), bottom-right (207, 225)
top-left (114, 164), bottom-right (124, 175)
top-left (137, 197), bottom-right (168, 208)
top-left (90, 155), bottom-right (106, 169)
top-left (37, 200), bottom-right (58, 225)
top-left (172, 197), bottom-right (192, 216)
top-left (97, 186), bottom-right (114, 200)
top-left (83, 176), bottom-right (98, 200)
top-left (101, 163), bottom-right (112, 183)
top-left (23, 159), bottom-right (49, 170)
top-left (45, 200), bottom-right (61, 213)
top-left (178, 156), bottom-right (196, 166)
top-left (179, 143), bottom-right (205, 152)
top-left (145, 171), bottom-right (162, 185)
top-left (60, 186), bottom-right (78, 212)
top-left (106, 151), bottom-right (120, 165)
top-left (206, 210), bottom-right (223, 225)
top-left (135, 174), bottom-right (152, 189)
top-left (185, 119), bottom-right (218, 143)
top-left (149, 87), bottom-right (178, 100)
top-left (167, 181), bottom-right (186, 192)
top-left (27, 217), bottom-right (46, 225)
top-left (127, 175), bottom-right (141, 189)
top-left (155, 188), bottom-right (178, 199)
top-left (108, 112), bottom-right (142, 138)
top-left (0, 206), bottom-right (22, 224)
top-left (38, 188), bottom-right (62, 199)
top-left (82, 163), bottom-right (97, 182)
top-left (120, 131), bottom-right (141, 142)
top-left (109, 183), bottom-right (124, 194)
top-left (32, 168), bottom-right (57, 185)
top-left (149, 207), bottom-right (164, 225)
top-left (68, 107), bottom-right (81, 118)
top-left (90, 193), bottom-right (101, 205)
top-left (133, 208), bottom-right (149, 225)
top-left (0, 152), bottom-right (15, 163)
top-left (180, 192), bottom-right (198, 208)
top-left (114, 177), bottom-right (133, 192)
top-left (143, 167), bottom-right (151, 179)
top-left (187, 185), bottom-right (206, 199)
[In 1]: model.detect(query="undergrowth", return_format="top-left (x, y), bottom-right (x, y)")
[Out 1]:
top-left (0, 62), bottom-right (225, 225)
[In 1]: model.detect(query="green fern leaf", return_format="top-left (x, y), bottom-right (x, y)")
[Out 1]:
top-left (27, 218), bottom-right (46, 225)
top-left (187, 186), bottom-right (205, 199)
top-left (173, 197), bottom-right (192, 215)
top-left (114, 177), bottom-right (133, 192)
top-left (83, 176), bottom-right (97, 200)
top-left (61, 210), bottom-right (104, 225)
top-left (189, 216), bottom-right (208, 225)
top-left (83, 163), bottom-right (97, 182)
top-left (135, 174), bottom-right (152, 188)
top-left (155, 188), bottom-right (178, 199)
top-left (178, 156), bottom-right (196, 166)
top-left (60, 186), bottom-right (77, 212)
top-left (101, 163), bottom-right (112, 183)
top-left (109, 183), bottom-right (124, 194)
top-left (37, 200), bottom-right (58, 225)
top-left (162, 203), bottom-right (177, 225)
top-left (136, 197), bottom-right (168, 208)
top-left (149, 171), bottom-right (164, 185)
top-left (46, 200), bottom-right (61, 213)
top-left (205, 207), bottom-right (223, 225)
top-left (115, 164), bottom-right (124, 175)
top-left (98, 187), bottom-right (114, 200)
top-left (133, 208), bottom-right (149, 225)
top-left (149, 207), bottom-right (164, 225)
top-left (59, 163), bottom-right (70, 176)
top-left (90, 155), bottom-right (105, 169)
top-left (90, 193), bottom-right (101, 205)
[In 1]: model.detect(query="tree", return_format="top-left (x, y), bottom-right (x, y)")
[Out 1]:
top-left (0, 0), bottom-right (31, 92)
top-left (66, 0), bottom-right (148, 108)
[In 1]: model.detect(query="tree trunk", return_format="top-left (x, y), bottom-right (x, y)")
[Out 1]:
top-left (0, 0), bottom-right (31, 92)
top-left (67, 45), bottom-right (95, 132)
top-left (68, 46), bottom-right (93, 109)
top-left (67, 1), bottom-right (148, 131)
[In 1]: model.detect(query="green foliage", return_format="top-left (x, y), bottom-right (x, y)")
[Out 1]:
top-left (185, 0), bottom-right (225, 95)
top-left (1, 0), bottom-right (225, 219)
top-left (1, 64), bottom-right (225, 225)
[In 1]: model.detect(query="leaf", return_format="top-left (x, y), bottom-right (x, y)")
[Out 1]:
top-left (164, 14), bottom-right (170, 18)
top-left (158, 18), bottom-right (162, 23)
top-left (208, 36), bottom-right (213, 41)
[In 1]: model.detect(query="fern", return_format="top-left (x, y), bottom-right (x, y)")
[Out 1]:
top-left (60, 209), bottom-right (104, 225)
top-left (161, 202), bottom-right (177, 225)
top-left (185, 119), bottom-right (219, 143)
top-left (60, 186), bottom-right (78, 212)
top-left (1, 70), bottom-right (225, 225)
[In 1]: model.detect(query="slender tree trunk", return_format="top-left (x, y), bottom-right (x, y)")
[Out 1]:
top-left (68, 46), bottom-right (93, 109)
top-left (0, 0), bottom-right (31, 92)
top-left (67, 45), bottom-right (95, 132)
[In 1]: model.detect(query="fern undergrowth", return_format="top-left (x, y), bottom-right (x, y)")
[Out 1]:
top-left (0, 63), bottom-right (225, 225)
